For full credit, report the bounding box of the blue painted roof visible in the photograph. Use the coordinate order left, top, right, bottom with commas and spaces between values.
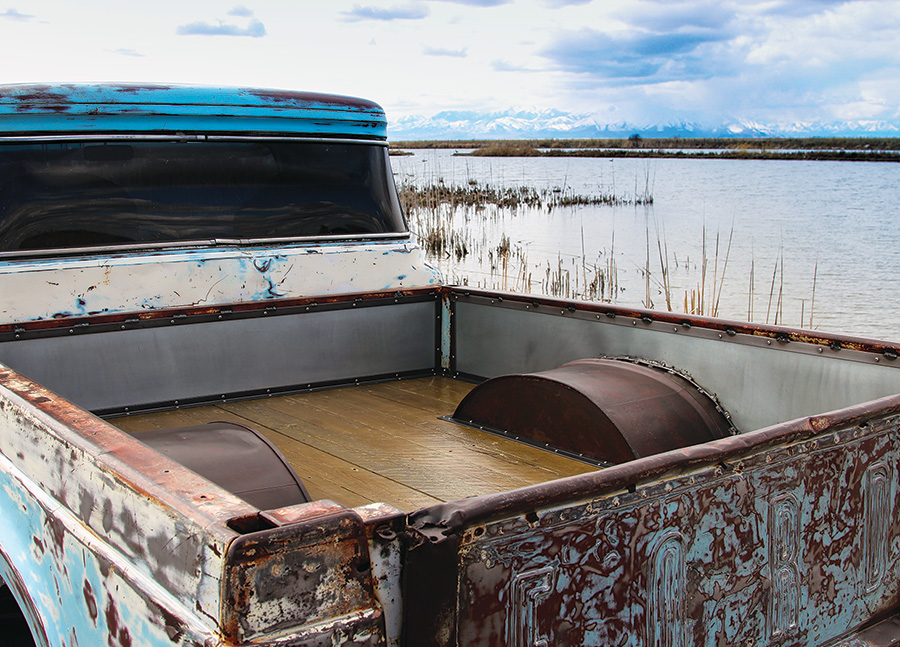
0, 84, 387, 139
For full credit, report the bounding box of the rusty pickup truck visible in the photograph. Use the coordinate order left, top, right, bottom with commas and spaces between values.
2, 84, 900, 647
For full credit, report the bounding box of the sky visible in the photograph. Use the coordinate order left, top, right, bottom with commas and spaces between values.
2, 0, 899, 132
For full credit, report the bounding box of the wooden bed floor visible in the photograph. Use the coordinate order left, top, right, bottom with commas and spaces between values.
111, 377, 597, 511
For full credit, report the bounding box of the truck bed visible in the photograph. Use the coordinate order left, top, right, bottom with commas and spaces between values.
110, 377, 597, 511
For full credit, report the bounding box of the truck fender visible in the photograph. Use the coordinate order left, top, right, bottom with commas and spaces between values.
0, 545, 49, 647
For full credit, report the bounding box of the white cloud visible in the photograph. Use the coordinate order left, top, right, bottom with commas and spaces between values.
0, 0, 896, 133
0, 8, 34, 21
176, 7, 266, 38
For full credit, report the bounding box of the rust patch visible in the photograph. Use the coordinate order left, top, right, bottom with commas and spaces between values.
403, 409, 900, 646
43, 514, 66, 560
104, 597, 133, 647
222, 508, 383, 644
246, 88, 381, 113
83, 579, 98, 624
145, 598, 188, 643
0, 286, 437, 336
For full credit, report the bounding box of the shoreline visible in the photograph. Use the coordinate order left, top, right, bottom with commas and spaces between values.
390, 137, 900, 162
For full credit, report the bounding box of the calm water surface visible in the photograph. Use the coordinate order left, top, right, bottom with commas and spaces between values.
392, 150, 900, 342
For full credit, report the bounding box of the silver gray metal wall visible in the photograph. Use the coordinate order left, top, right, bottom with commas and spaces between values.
451, 295, 900, 432
0, 301, 437, 412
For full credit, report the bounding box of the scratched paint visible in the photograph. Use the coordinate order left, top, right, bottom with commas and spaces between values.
0, 437, 218, 646
403, 410, 900, 646
0, 84, 388, 138
0, 239, 441, 326
0, 367, 243, 645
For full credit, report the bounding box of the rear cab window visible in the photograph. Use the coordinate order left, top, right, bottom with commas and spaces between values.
0, 84, 406, 258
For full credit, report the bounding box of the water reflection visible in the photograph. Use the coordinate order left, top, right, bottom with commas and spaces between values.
392, 149, 900, 342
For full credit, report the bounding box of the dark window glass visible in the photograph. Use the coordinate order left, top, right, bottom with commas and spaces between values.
0, 140, 406, 254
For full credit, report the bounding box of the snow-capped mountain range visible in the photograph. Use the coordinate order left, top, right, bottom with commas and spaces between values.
388, 108, 900, 140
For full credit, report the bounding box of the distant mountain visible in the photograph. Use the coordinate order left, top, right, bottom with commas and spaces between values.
388, 108, 900, 140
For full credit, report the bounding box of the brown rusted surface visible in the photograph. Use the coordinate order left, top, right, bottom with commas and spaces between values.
0, 363, 247, 642
845, 612, 900, 645
403, 393, 900, 646
262, 499, 348, 527
411, 392, 900, 533
9, 279, 898, 359
453, 357, 733, 464
0, 286, 436, 337
0, 83, 382, 114
246, 88, 382, 112
0, 84, 74, 112
133, 421, 311, 510
222, 506, 385, 645
0, 364, 252, 526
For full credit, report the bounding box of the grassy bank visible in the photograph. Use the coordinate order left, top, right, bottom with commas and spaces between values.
398, 177, 820, 327
392, 137, 900, 151
391, 138, 900, 161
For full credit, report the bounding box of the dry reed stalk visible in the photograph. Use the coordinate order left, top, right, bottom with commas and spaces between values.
809, 260, 818, 329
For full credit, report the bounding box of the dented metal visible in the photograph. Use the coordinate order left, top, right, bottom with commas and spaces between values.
405, 395, 900, 646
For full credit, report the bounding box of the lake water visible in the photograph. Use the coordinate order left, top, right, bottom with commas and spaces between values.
391, 149, 900, 343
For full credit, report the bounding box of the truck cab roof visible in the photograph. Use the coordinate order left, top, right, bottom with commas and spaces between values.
0, 84, 387, 139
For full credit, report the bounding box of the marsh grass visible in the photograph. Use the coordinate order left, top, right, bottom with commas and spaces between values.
401, 176, 817, 327
397, 178, 652, 212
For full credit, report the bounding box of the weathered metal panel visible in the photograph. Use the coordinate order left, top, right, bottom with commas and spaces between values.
0, 239, 440, 326
452, 358, 733, 464
0, 84, 388, 138
405, 398, 900, 646
222, 501, 386, 645
0, 296, 438, 412
0, 365, 249, 644
0, 450, 218, 646
355, 503, 408, 647
450, 291, 900, 432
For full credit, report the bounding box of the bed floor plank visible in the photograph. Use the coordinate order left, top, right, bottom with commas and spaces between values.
109, 377, 596, 511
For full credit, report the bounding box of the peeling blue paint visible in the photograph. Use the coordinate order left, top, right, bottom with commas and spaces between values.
0, 84, 387, 139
